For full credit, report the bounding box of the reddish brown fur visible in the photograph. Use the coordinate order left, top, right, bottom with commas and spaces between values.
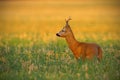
56, 18, 102, 61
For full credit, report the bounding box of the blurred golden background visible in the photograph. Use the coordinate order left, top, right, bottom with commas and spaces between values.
0, 0, 120, 42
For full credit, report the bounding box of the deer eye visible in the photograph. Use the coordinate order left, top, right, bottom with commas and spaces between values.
62, 29, 65, 32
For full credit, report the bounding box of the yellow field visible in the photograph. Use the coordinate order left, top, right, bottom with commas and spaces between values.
0, 1, 120, 43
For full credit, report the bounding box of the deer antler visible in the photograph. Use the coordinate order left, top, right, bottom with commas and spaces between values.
65, 16, 72, 24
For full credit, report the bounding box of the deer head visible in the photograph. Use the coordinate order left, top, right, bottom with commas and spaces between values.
56, 17, 72, 38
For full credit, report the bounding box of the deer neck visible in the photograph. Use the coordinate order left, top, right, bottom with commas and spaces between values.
65, 32, 79, 51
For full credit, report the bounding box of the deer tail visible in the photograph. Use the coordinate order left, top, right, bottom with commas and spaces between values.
97, 46, 102, 62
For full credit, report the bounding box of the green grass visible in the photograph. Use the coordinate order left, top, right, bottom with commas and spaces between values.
0, 34, 120, 80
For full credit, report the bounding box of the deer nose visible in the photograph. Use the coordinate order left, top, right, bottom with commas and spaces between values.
56, 33, 60, 37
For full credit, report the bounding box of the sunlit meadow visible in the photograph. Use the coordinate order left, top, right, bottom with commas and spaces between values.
0, 0, 120, 80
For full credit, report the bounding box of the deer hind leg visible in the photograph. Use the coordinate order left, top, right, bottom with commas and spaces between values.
97, 47, 102, 62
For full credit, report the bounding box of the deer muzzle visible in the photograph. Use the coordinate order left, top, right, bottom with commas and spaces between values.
56, 33, 60, 37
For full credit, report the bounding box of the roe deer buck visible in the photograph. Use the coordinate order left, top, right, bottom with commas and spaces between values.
56, 17, 102, 61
